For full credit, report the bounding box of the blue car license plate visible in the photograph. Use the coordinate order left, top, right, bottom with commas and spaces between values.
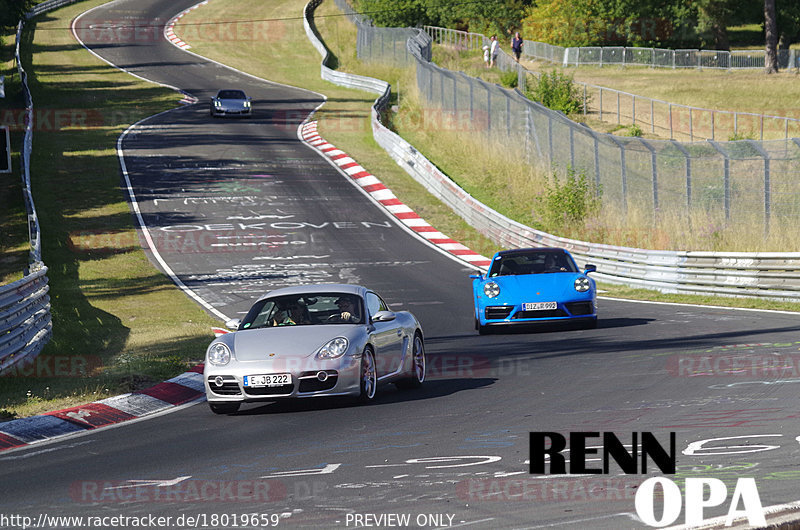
523, 301, 557, 311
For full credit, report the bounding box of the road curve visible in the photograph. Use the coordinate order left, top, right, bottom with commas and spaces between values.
2, 1, 800, 528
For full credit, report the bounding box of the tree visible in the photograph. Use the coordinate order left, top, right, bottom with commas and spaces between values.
0, 0, 34, 29
354, 0, 433, 28
764, 0, 778, 73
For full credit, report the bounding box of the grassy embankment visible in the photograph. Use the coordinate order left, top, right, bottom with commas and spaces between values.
0, 0, 219, 420
177, 0, 800, 312
0, 28, 29, 285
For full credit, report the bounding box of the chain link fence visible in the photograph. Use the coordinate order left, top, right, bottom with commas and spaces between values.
341, 12, 800, 235
425, 26, 800, 143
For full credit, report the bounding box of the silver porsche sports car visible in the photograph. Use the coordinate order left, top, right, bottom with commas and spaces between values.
204, 284, 426, 414
209, 88, 251, 117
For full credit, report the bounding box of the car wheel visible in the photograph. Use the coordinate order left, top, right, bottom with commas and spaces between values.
396, 333, 425, 390
358, 347, 377, 403
209, 402, 239, 414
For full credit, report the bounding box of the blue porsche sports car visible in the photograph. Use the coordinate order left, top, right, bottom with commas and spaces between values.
470, 248, 597, 333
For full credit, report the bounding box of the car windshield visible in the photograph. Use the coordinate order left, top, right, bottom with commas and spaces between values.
488, 251, 577, 277
239, 293, 365, 329
217, 90, 246, 100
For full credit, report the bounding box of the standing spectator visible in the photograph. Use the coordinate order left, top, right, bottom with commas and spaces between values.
482, 45, 490, 68
511, 32, 523, 62
489, 35, 499, 68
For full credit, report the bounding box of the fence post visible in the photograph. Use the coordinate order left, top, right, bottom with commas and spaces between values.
671, 141, 691, 211
708, 141, 730, 220
690, 107, 693, 142
711, 111, 715, 141
650, 99, 654, 134
639, 138, 658, 214
583, 83, 587, 117
547, 112, 553, 166
669, 103, 673, 139
569, 124, 575, 169
608, 135, 627, 215
748, 140, 771, 235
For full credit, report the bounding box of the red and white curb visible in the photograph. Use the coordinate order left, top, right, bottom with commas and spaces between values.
300, 121, 492, 269
164, 0, 208, 51
0, 365, 205, 452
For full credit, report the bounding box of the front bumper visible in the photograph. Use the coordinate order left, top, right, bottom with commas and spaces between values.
204, 354, 361, 403
478, 300, 595, 325
211, 105, 251, 117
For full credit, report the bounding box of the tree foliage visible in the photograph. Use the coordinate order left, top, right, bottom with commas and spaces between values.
354, 0, 530, 36
0, 0, 33, 29
355, 0, 800, 52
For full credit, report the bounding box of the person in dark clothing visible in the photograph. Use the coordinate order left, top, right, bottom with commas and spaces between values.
511, 32, 523, 62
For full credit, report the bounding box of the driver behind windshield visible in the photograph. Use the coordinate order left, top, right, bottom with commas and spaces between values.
328, 296, 361, 323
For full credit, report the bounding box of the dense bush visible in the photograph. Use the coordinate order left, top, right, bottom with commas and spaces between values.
499, 70, 518, 88
534, 167, 601, 232
526, 70, 585, 115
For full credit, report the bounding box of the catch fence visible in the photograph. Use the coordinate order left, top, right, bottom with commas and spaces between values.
425, 26, 800, 143
350, 19, 800, 235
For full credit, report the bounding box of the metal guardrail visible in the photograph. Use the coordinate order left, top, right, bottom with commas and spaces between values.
27, 0, 82, 19
305, 0, 800, 303
0, 266, 52, 374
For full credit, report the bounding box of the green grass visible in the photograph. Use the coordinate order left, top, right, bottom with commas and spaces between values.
0, 29, 29, 285
0, 0, 219, 419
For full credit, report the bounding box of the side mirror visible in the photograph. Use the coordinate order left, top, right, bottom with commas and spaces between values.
584, 264, 597, 274
470, 273, 484, 280
225, 318, 241, 331
372, 311, 396, 323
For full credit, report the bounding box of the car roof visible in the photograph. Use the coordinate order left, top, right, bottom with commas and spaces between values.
255, 284, 367, 302
493, 247, 568, 258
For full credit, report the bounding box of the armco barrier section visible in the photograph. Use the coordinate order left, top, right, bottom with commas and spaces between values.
0, 265, 52, 375
305, 0, 800, 302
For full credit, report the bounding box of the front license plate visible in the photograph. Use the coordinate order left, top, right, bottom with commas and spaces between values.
244, 374, 292, 387
523, 301, 557, 311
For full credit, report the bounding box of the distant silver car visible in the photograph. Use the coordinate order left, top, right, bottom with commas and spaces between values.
204, 284, 426, 414
209, 88, 251, 117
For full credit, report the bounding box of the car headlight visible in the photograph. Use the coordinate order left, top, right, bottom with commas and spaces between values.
316, 337, 349, 359
483, 281, 500, 298
574, 277, 591, 292
207, 342, 231, 365
214, 100, 222, 107
244, 101, 251, 108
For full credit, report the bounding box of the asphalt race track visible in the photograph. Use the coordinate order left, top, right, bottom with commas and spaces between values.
2, 0, 800, 528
